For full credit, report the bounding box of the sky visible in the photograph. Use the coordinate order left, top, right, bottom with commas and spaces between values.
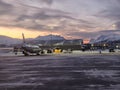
0, 0, 120, 40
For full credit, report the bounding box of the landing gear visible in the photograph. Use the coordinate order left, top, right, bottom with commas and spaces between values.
13, 46, 18, 55
36, 53, 40, 55
23, 50, 29, 56
47, 49, 53, 53
41, 50, 45, 54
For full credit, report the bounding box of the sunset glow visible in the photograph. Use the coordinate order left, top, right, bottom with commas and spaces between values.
83, 39, 90, 44
0, 27, 49, 39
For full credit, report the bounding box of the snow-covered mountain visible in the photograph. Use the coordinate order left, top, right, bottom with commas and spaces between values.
0, 35, 65, 46
0, 35, 22, 45
0, 34, 82, 46
35, 34, 65, 41
91, 34, 120, 43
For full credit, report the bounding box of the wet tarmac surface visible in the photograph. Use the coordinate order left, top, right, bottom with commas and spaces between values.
0, 55, 120, 90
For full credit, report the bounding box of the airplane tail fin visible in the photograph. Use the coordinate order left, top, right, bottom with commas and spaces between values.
22, 33, 26, 43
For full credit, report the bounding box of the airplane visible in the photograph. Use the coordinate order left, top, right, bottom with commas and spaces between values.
22, 44, 42, 56
21, 33, 43, 56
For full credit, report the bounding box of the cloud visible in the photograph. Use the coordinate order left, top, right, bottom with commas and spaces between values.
1, 0, 120, 39
115, 22, 120, 29
0, 0, 96, 35
0, 1, 67, 29
66, 29, 120, 39
94, 0, 120, 30
40, 0, 53, 5
0, 0, 13, 15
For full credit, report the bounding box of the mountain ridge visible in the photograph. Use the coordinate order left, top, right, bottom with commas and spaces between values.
35, 34, 65, 40
0, 35, 22, 45
90, 33, 120, 43
0, 35, 65, 46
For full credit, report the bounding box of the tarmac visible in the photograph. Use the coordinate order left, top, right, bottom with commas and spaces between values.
1, 49, 120, 57
0, 50, 120, 90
